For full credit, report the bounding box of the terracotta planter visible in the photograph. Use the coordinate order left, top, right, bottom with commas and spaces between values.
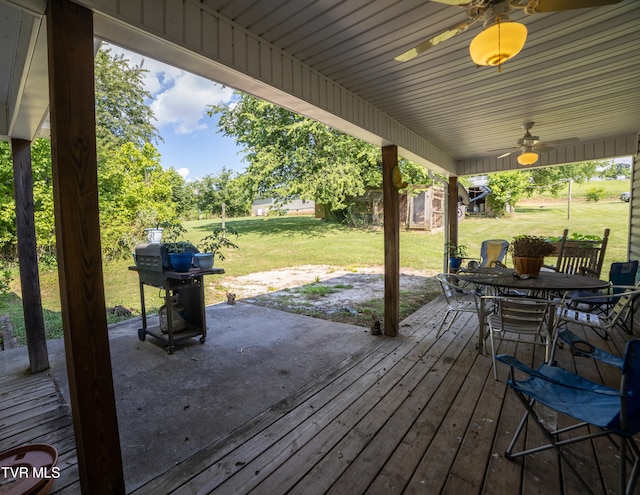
513, 256, 544, 277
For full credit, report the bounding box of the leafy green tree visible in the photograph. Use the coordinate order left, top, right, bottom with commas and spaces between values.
598, 159, 630, 179
528, 161, 599, 195
98, 142, 180, 258
0, 139, 55, 261
30, 140, 56, 262
210, 94, 385, 212
486, 171, 531, 216
0, 143, 16, 255
165, 168, 196, 217
94, 47, 161, 157
192, 167, 252, 217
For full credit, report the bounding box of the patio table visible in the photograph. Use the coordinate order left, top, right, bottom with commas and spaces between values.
457, 267, 610, 352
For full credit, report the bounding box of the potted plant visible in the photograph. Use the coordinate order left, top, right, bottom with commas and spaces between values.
163, 223, 196, 272
195, 227, 239, 270
510, 235, 555, 277
445, 242, 468, 272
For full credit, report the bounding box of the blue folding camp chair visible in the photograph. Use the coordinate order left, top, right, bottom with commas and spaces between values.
497, 339, 640, 495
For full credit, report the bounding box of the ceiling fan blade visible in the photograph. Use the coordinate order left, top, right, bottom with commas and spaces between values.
526, 0, 623, 14
538, 137, 580, 147
394, 21, 471, 62
497, 151, 515, 159
534, 145, 554, 152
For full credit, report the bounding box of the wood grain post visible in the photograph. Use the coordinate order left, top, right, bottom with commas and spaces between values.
448, 176, 459, 272
11, 138, 49, 373
46, 1, 125, 493
382, 145, 400, 337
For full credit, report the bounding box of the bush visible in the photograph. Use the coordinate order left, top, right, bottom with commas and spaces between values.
585, 187, 607, 202
0, 259, 11, 295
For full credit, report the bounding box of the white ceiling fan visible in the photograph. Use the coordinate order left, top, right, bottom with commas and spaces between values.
495, 122, 579, 165
394, 0, 624, 69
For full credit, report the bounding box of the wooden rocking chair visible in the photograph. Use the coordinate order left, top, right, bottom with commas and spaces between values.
545, 228, 610, 278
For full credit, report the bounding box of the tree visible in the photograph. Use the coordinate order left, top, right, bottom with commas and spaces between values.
486, 171, 531, 216
94, 47, 161, 157
210, 94, 385, 212
0, 142, 16, 256
98, 142, 181, 258
528, 162, 599, 195
192, 167, 252, 217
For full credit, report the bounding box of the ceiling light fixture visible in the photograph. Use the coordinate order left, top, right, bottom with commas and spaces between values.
517, 150, 539, 166
469, 3, 527, 71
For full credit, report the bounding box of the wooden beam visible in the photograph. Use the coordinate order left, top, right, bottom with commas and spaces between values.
46, 1, 125, 493
448, 177, 459, 272
11, 138, 49, 373
382, 145, 400, 337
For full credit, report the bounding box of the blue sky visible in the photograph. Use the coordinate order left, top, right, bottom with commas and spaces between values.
107, 44, 247, 181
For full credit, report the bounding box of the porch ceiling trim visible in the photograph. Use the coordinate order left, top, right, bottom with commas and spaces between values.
457, 134, 638, 176
82, 0, 456, 175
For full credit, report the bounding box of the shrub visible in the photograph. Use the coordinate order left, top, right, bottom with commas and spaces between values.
0, 259, 11, 295
585, 187, 606, 202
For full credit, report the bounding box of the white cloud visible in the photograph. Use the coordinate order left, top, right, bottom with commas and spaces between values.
104, 43, 235, 135
151, 74, 234, 134
176, 167, 190, 179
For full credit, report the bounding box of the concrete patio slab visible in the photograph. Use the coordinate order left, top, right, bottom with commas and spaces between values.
1, 301, 375, 491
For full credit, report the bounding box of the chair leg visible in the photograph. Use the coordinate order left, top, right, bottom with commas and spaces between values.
505, 400, 533, 459
506, 387, 598, 495
622, 437, 640, 495
436, 309, 457, 338
490, 329, 498, 380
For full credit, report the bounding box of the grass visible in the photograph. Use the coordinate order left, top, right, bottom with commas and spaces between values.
0, 193, 631, 344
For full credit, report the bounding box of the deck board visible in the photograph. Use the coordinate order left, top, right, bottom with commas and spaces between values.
0, 369, 79, 492
1, 296, 637, 495
131, 297, 636, 495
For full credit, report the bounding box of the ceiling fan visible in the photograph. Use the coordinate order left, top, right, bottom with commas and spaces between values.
496, 122, 579, 165
394, 0, 624, 69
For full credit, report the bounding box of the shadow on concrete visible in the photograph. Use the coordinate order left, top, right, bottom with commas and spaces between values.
36, 301, 377, 491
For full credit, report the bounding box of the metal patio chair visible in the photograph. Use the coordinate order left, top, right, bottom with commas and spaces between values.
497, 338, 640, 495
485, 295, 556, 380
569, 260, 639, 320
435, 273, 480, 338
558, 286, 640, 341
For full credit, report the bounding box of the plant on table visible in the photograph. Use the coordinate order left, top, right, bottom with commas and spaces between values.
510, 235, 555, 258
510, 235, 555, 277
198, 227, 240, 262
162, 222, 196, 271
445, 242, 468, 271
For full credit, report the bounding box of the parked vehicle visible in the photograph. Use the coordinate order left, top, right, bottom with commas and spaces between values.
621, 192, 630, 202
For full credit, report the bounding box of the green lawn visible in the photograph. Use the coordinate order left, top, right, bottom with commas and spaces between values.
0, 196, 631, 344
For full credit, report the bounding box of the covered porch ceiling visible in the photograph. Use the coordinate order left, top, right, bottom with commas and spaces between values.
1, 0, 639, 176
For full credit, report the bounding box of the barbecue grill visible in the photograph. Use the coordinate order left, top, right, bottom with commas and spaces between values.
130, 242, 223, 354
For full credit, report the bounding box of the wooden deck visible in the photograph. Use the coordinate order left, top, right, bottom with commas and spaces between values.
1, 296, 635, 494
0, 367, 79, 493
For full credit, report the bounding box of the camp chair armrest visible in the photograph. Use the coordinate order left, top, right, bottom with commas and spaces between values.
555, 327, 623, 368
496, 354, 549, 380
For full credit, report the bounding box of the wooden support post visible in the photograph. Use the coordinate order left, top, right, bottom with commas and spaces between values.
382, 145, 400, 337
11, 138, 49, 373
448, 177, 459, 272
46, 1, 125, 493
